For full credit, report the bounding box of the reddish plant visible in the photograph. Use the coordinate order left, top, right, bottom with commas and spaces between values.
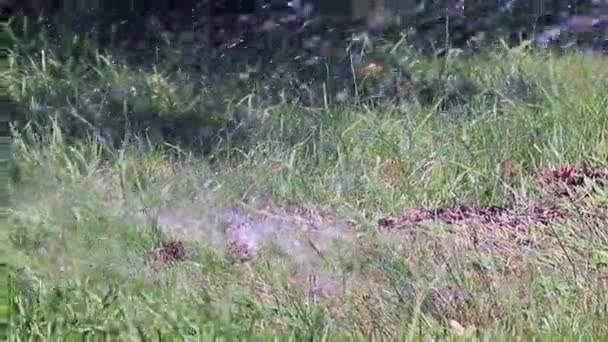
152, 241, 187, 267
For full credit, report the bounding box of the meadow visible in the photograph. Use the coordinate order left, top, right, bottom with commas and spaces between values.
4, 17, 608, 340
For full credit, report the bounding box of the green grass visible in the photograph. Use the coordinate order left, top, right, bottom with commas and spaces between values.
5, 26, 608, 340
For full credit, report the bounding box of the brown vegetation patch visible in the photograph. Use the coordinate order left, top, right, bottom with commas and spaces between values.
379, 204, 566, 230
541, 164, 608, 197
381, 164, 607, 231
151, 240, 187, 269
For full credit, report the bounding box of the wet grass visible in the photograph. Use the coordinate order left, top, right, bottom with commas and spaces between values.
5, 35, 608, 340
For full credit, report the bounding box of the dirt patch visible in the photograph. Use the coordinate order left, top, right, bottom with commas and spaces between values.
373, 163, 608, 297
150, 240, 187, 269
379, 204, 567, 230
380, 164, 607, 230
541, 164, 608, 197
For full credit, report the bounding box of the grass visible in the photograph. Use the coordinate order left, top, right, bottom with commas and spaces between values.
4, 20, 608, 340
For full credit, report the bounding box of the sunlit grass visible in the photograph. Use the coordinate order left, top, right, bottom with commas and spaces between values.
5, 25, 608, 340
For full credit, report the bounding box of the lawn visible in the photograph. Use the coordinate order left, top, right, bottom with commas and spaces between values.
4, 21, 608, 340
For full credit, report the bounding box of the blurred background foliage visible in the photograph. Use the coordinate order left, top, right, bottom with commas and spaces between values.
4, 0, 608, 153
